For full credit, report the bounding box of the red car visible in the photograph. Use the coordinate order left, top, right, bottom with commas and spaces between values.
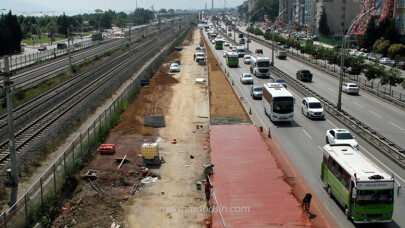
255, 49, 263, 55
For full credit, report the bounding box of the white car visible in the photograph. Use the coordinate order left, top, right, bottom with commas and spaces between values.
243, 55, 252, 64
224, 41, 230, 46
223, 51, 227, 58
301, 97, 325, 119
342, 82, 359, 95
169, 63, 180, 72
379, 57, 392, 64
240, 73, 253, 84
211, 39, 216, 44
326, 129, 359, 150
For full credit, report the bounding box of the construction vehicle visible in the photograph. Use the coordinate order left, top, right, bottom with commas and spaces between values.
141, 143, 163, 165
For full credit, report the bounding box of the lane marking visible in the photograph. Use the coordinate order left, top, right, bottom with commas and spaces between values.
327, 88, 334, 92
326, 119, 338, 128
318, 82, 324, 86
369, 110, 383, 118
342, 96, 348, 100
388, 121, 405, 131
352, 101, 364, 108
302, 129, 313, 140
318, 145, 323, 152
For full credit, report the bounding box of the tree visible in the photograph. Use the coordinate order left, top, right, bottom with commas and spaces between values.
159, 9, 167, 13
168, 9, 175, 14
250, 0, 278, 22
363, 63, 385, 88
0, 11, 23, 55
380, 67, 404, 96
57, 13, 70, 36
380, 18, 400, 44
373, 37, 390, 56
318, 9, 330, 37
360, 18, 378, 49
348, 56, 365, 75
388, 44, 405, 59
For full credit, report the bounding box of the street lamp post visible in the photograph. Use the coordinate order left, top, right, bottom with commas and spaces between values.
336, 7, 375, 111
271, 8, 287, 66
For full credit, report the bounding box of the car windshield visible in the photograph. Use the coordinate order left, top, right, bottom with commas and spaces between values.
275, 79, 285, 83
171, 64, 178, 67
245, 56, 251, 59
258, 62, 270, 67
243, 75, 252, 78
349, 84, 358, 88
301, 70, 310, 74
253, 87, 262, 92
336, 132, 353, 140
308, 102, 322, 108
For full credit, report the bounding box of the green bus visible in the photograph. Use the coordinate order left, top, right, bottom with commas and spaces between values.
215, 39, 224, 50
226, 52, 239, 67
321, 144, 401, 223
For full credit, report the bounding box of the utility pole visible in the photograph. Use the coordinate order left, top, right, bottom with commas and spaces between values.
67, 28, 72, 77
4, 56, 19, 206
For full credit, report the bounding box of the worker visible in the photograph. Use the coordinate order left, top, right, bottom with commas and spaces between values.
204, 164, 214, 183
205, 181, 213, 208
302, 193, 312, 212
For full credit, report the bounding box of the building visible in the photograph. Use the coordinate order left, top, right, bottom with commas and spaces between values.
395, 0, 405, 35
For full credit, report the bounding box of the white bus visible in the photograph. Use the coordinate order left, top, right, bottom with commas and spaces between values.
262, 83, 294, 122
250, 56, 271, 78
321, 144, 401, 223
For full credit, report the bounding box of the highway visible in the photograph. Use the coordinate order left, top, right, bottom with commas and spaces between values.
202, 26, 405, 227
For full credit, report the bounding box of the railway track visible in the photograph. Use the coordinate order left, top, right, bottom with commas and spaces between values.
0, 29, 176, 167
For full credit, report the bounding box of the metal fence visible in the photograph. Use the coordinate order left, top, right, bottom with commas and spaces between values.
0, 26, 189, 228
0, 36, 114, 72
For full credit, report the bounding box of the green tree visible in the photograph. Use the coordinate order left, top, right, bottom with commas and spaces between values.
0, 11, 23, 55
318, 9, 330, 37
237, 4, 248, 18
57, 13, 70, 36
363, 63, 385, 89
361, 18, 378, 49
168, 9, 175, 14
380, 67, 404, 95
373, 37, 391, 56
388, 44, 405, 59
348, 56, 365, 75
159, 9, 167, 13
250, 0, 278, 22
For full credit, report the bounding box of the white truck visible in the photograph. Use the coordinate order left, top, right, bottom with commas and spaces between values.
250, 56, 271, 78
276, 50, 287, 60
235, 46, 246, 57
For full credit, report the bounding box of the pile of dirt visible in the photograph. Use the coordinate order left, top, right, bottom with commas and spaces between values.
204, 35, 251, 124
53, 193, 126, 228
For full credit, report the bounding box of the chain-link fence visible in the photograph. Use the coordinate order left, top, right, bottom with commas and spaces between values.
0, 25, 190, 228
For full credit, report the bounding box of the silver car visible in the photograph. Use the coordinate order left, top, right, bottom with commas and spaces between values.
240, 73, 253, 84
342, 82, 359, 95
250, 86, 263, 99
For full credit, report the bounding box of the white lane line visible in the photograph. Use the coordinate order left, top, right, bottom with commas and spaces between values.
360, 146, 405, 183
318, 82, 324, 86
318, 145, 323, 152
362, 91, 405, 116
327, 88, 334, 92
369, 110, 383, 118
342, 96, 348, 100
388, 121, 405, 131
353, 101, 364, 108
302, 129, 313, 140
326, 119, 338, 128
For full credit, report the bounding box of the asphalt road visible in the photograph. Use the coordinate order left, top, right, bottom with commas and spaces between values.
202, 26, 405, 228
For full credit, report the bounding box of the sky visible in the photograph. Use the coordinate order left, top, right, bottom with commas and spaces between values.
2, 0, 245, 15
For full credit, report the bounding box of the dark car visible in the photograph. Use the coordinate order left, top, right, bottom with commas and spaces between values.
255, 49, 263, 55
174, 46, 182, 51
396, 61, 405, 70
296, 70, 313, 82
38, 46, 47, 51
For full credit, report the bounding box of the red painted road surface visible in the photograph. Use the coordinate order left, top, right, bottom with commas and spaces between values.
210, 125, 311, 227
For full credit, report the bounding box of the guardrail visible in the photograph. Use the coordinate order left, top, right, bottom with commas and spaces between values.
214, 26, 405, 169
271, 66, 405, 169
235, 29, 405, 111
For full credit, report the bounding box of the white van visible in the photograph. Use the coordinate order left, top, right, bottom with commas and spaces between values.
301, 97, 325, 119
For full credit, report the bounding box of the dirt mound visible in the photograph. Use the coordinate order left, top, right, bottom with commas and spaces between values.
53, 193, 126, 228
113, 73, 179, 136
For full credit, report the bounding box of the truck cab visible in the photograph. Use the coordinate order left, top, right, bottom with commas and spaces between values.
250, 56, 271, 78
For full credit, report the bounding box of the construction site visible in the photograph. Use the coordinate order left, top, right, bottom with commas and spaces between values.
42, 27, 338, 227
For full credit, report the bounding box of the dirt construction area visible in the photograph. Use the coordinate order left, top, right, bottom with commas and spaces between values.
52, 27, 335, 227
